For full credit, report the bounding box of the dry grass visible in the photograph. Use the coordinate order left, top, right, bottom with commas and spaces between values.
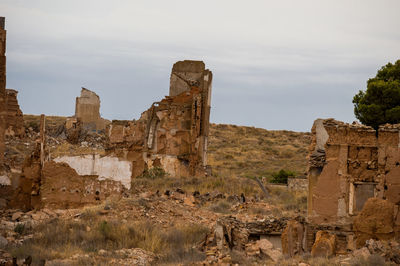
24, 114, 67, 133
208, 123, 311, 179
9, 205, 209, 265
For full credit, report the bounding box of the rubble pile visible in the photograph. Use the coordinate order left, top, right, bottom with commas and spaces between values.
202, 215, 287, 263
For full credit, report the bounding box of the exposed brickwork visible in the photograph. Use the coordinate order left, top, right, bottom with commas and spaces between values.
5, 89, 24, 137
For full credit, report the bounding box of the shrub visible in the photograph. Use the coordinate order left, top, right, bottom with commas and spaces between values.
209, 200, 232, 214
14, 223, 25, 235
270, 169, 295, 184
138, 167, 167, 179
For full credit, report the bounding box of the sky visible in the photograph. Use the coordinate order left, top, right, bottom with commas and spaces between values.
1, 0, 399, 131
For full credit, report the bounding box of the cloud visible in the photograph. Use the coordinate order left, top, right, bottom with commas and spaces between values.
1, 0, 400, 131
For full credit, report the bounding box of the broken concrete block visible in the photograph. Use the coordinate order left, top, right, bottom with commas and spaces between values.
354, 198, 395, 247
311, 231, 336, 257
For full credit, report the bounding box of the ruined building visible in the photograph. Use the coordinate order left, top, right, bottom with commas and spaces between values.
74, 87, 107, 132
8, 60, 213, 210
283, 119, 400, 256
107, 60, 212, 178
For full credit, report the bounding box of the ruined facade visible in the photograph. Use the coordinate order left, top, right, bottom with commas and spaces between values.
107, 60, 212, 178
74, 87, 107, 132
300, 119, 400, 254
0, 17, 6, 170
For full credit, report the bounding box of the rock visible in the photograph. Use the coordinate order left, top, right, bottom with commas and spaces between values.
258, 238, 273, 250
184, 195, 196, 207
353, 198, 395, 248
0, 235, 8, 248
12, 212, 23, 221
245, 242, 260, 256
311, 231, 336, 257
258, 239, 282, 262
245, 239, 282, 262
352, 247, 371, 260
98, 249, 108, 256
31, 212, 49, 221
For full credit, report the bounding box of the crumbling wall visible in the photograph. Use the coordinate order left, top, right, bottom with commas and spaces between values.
107, 60, 213, 179
75, 87, 107, 132
305, 119, 400, 253
54, 155, 132, 189
0, 17, 6, 170
287, 177, 308, 191
41, 161, 124, 209
5, 89, 24, 137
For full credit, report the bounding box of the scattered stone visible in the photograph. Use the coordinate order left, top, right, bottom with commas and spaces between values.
11, 212, 23, 221
352, 247, 371, 260
0, 235, 8, 248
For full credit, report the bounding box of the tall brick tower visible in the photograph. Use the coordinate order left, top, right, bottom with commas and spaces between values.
0, 17, 6, 169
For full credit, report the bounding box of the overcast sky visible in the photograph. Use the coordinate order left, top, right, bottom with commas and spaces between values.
1, 0, 399, 131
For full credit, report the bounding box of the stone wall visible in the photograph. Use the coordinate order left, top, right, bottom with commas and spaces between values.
287, 177, 308, 191
41, 161, 124, 209
5, 89, 24, 137
107, 60, 212, 179
75, 88, 107, 132
0, 17, 6, 170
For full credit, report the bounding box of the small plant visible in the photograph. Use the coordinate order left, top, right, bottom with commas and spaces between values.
138, 167, 167, 179
270, 169, 296, 184
98, 220, 112, 240
14, 223, 25, 235
209, 200, 232, 214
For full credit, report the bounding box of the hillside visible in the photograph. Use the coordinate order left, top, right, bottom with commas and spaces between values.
207, 124, 311, 178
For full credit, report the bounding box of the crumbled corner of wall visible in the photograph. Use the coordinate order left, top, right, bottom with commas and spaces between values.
74, 87, 107, 132
4, 89, 25, 138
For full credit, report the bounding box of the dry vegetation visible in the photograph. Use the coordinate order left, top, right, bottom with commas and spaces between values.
208, 123, 311, 179
9, 202, 209, 265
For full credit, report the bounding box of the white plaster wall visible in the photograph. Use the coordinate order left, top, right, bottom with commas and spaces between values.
54, 155, 132, 189
0, 175, 11, 186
